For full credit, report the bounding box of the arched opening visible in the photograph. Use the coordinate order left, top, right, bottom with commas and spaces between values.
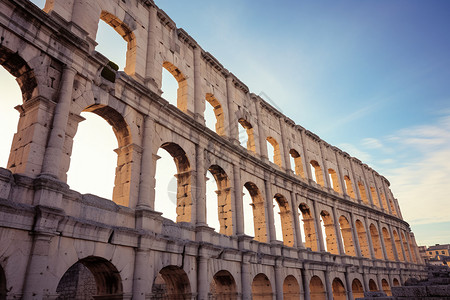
266, 136, 282, 168
393, 230, 405, 261
251, 273, 273, 300
309, 276, 326, 300
355, 220, 370, 258
299, 203, 318, 251
0, 265, 6, 300
0, 46, 39, 175
210, 270, 237, 300
238, 118, 255, 152
320, 210, 338, 254
370, 187, 380, 208
332, 278, 346, 300
205, 93, 225, 136
310, 160, 324, 186
339, 215, 356, 256
56, 256, 123, 299
0, 66, 21, 169
207, 165, 232, 235
162, 61, 188, 112
289, 149, 305, 178
68, 105, 133, 206
243, 182, 267, 243
393, 278, 400, 286
98, 11, 136, 75
344, 175, 356, 199
389, 198, 398, 216
161, 67, 178, 106
152, 265, 192, 299
328, 168, 341, 193
369, 279, 378, 292
352, 278, 364, 299
273, 194, 294, 247
369, 224, 384, 260
155, 143, 192, 223
382, 279, 392, 296
358, 182, 369, 205
382, 227, 396, 261
283, 275, 300, 300
66, 112, 117, 200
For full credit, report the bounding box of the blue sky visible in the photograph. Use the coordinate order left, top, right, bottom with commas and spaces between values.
1, 0, 449, 246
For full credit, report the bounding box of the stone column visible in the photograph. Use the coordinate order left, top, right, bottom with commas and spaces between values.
388, 225, 400, 261
363, 217, 376, 259
196, 144, 206, 225
233, 162, 244, 235
349, 212, 363, 257
332, 206, 345, 255
41, 66, 77, 179
349, 159, 362, 204
362, 272, 370, 292
137, 116, 154, 209
226, 75, 239, 143
396, 227, 408, 262
371, 172, 384, 210
291, 192, 305, 249
344, 271, 354, 300
241, 255, 252, 300
274, 260, 284, 300
132, 249, 150, 300
312, 201, 326, 252
194, 47, 204, 124
361, 167, 375, 207
279, 118, 290, 171
319, 142, 331, 189
380, 180, 394, 215
403, 231, 414, 263
264, 174, 276, 242
334, 151, 347, 197
324, 270, 334, 300
376, 221, 389, 260
299, 129, 313, 181
197, 253, 209, 300
254, 97, 268, 159
145, 4, 158, 91
301, 268, 311, 300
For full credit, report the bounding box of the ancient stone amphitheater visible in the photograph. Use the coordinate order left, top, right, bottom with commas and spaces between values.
0, 0, 426, 299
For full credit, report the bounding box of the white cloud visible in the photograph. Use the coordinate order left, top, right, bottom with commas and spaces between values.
362, 137, 383, 149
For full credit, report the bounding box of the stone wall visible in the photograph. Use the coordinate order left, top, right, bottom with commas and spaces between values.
0, 0, 426, 299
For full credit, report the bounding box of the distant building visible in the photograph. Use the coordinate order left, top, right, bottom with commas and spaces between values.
421, 244, 450, 267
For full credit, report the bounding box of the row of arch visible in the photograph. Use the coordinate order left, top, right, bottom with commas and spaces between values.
0, 257, 401, 299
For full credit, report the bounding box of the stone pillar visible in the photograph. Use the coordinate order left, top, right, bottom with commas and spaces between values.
348, 159, 362, 204
22, 206, 65, 299
137, 116, 154, 209
194, 47, 204, 124
377, 276, 383, 294
226, 75, 239, 144
388, 225, 400, 261
334, 151, 347, 197
145, 4, 158, 91
264, 174, 276, 242
233, 162, 244, 235
279, 118, 290, 171
349, 212, 362, 257
197, 253, 208, 300
274, 260, 284, 300
312, 201, 325, 252
254, 97, 268, 159
301, 268, 311, 300
132, 249, 150, 300
41, 66, 77, 179
380, 180, 393, 214
371, 173, 384, 210
291, 192, 305, 249
196, 144, 206, 225
361, 167, 375, 207
363, 217, 376, 259
241, 255, 252, 300
332, 206, 345, 255
299, 129, 313, 181
324, 270, 334, 300
319, 142, 331, 189
362, 272, 370, 292
344, 271, 354, 300
396, 227, 408, 262
376, 221, 389, 260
